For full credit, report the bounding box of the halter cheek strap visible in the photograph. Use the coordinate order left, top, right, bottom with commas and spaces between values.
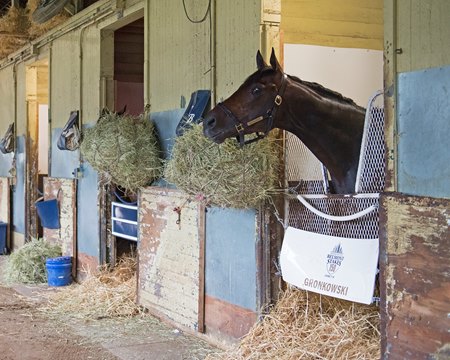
218, 73, 288, 147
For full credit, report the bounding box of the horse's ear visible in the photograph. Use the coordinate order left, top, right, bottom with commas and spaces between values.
256, 50, 267, 70
269, 48, 281, 71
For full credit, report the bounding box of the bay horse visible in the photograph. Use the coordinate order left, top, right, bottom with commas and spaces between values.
203, 49, 365, 194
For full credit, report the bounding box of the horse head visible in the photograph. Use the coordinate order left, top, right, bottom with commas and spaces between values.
203, 49, 286, 146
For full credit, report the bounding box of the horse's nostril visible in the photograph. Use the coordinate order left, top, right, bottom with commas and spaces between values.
206, 117, 216, 128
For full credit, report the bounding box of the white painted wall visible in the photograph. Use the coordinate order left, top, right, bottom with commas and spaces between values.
38, 104, 48, 174
284, 44, 383, 107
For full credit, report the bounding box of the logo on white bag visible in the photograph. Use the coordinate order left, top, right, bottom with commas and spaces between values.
326, 243, 344, 277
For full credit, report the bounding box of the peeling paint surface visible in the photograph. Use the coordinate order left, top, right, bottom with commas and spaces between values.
43, 178, 76, 257
380, 193, 450, 359
138, 187, 203, 331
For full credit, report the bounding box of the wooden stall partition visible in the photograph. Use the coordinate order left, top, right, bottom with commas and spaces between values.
380, 193, 450, 359
137, 187, 205, 332
43, 178, 77, 276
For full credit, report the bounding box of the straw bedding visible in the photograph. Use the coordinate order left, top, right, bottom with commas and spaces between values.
3, 238, 62, 284
40, 256, 141, 320
165, 124, 280, 208
0, 1, 67, 60
209, 287, 380, 360
80, 111, 162, 192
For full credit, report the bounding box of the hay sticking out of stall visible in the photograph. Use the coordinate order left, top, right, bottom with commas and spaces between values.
3, 238, 62, 285
165, 124, 280, 208
80, 110, 162, 192
0, 5, 29, 59
209, 287, 380, 360
0, 1, 68, 60
26, 0, 69, 38
40, 256, 141, 320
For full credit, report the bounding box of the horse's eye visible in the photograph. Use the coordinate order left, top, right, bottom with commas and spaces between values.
251, 87, 261, 95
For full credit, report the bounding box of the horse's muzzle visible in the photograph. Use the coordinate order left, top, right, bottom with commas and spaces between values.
203, 116, 222, 143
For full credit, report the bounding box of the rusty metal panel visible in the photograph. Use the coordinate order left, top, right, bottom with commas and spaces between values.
43, 178, 76, 260
380, 193, 450, 359
138, 187, 204, 331
204, 295, 257, 340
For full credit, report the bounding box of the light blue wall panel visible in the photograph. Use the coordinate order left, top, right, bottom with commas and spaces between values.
397, 65, 450, 199
151, 109, 184, 160
12, 136, 25, 233
50, 128, 80, 178
76, 160, 99, 257
0, 153, 13, 177
151, 108, 184, 187
205, 207, 257, 311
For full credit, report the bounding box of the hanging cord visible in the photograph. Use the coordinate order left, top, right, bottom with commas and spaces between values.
268, 196, 287, 230
182, 0, 210, 23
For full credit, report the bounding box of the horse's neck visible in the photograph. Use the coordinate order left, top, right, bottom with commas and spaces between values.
277, 82, 365, 193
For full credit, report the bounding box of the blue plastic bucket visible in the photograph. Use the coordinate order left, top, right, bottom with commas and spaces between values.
46, 256, 72, 286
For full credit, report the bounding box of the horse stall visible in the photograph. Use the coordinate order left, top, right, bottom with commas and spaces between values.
132, 0, 281, 344
380, 1, 450, 357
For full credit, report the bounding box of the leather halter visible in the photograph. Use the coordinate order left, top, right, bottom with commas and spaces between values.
217, 73, 288, 147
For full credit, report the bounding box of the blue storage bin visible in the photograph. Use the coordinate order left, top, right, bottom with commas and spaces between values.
46, 256, 72, 286
35, 199, 60, 229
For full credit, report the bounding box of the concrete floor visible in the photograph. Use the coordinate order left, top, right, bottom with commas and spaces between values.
0, 255, 223, 360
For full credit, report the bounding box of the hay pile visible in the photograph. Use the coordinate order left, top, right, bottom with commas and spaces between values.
0, 5, 29, 59
0, 1, 68, 60
165, 124, 280, 208
3, 238, 62, 284
210, 287, 380, 360
80, 111, 162, 192
27, 0, 69, 38
40, 256, 141, 320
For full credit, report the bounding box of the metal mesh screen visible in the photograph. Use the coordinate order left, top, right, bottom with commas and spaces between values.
356, 92, 385, 193
284, 91, 385, 239
287, 195, 379, 239
285, 133, 326, 194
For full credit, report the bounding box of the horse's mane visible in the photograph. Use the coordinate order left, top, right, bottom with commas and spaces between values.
288, 74, 364, 110
243, 68, 365, 111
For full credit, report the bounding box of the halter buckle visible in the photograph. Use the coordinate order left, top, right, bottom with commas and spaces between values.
275, 95, 282, 106
235, 123, 245, 133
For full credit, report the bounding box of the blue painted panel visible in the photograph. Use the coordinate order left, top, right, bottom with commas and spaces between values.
51, 128, 80, 178
151, 109, 184, 187
205, 207, 257, 311
398, 66, 450, 199
76, 159, 99, 257
0, 152, 13, 177
12, 136, 25, 233
151, 109, 185, 160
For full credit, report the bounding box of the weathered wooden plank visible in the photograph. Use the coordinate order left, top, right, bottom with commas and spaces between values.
396, 0, 450, 72
380, 193, 450, 359
383, 0, 398, 192
43, 178, 77, 275
138, 187, 203, 331
281, 0, 383, 50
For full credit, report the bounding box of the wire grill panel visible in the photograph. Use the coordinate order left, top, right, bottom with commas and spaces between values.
287, 196, 379, 239
284, 92, 385, 240
357, 93, 386, 193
